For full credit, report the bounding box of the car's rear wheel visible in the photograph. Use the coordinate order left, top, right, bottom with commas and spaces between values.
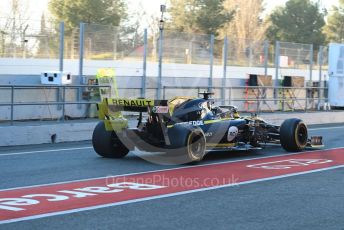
280, 118, 308, 152
168, 125, 206, 163
186, 129, 206, 162
92, 121, 129, 158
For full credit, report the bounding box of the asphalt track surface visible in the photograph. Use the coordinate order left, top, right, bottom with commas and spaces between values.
0, 124, 344, 230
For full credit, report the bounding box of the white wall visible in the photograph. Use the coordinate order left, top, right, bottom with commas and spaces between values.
0, 58, 324, 81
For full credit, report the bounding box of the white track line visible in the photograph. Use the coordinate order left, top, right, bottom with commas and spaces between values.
0, 147, 93, 157
0, 165, 343, 225
309, 126, 344, 131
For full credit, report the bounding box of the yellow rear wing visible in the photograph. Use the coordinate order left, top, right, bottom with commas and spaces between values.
97, 98, 169, 131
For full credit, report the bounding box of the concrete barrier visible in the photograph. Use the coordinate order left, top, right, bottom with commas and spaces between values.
258, 111, 344, 126
0, 111, 343, 147
0, 122, 98, 147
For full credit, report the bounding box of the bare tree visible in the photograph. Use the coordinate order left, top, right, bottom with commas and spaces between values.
0, 0, 30, 57
222, 0, 268, 40
127, 2, 160, 61
221, 0, 269, 66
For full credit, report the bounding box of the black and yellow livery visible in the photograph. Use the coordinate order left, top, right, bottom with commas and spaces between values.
92, 92, 324, 163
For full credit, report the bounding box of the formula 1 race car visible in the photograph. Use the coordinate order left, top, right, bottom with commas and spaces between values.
92, 92, 324, 163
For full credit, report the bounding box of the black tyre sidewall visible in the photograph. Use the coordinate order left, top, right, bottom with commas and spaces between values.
186, 128, 206, 162
280, 118, 308, 152
168, 124, 206, 163
92, 121, 129, 158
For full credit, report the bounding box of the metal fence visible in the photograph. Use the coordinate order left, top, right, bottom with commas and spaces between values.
159, 30, 212, 65
0, 19, 332, 125
0, 85, 112, 125
0, 84, 329, 125
162, 85, 328, 112
0, 19, 330, 76
228, 38, 270, 68
275, 42, 314, 85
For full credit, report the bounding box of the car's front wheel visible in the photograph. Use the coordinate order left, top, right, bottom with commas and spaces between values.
280, 118, 308, 152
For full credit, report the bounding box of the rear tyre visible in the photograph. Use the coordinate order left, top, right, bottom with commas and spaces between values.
280, 118, 308, 152
168, 125, 206, 163
92, 121, 129, 158
185, 128, 206, 162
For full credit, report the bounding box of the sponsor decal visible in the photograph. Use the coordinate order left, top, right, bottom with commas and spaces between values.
227, 126, 239, 142
189, 120, 204, 126
152, 106, 169, 114
109, 99, 154, 107
205, 132, 213, 137
0, 183, 165, 212
175, 121, 204, 127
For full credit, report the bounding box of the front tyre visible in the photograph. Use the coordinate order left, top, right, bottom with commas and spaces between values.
92, 121, 129, 158
280, 118, 308, 152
